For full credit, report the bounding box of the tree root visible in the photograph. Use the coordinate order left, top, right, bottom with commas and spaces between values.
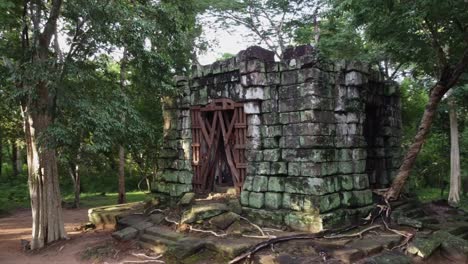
230, 197, 417, 263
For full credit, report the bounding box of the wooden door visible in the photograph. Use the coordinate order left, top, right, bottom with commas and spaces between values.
190, 99, 247, 194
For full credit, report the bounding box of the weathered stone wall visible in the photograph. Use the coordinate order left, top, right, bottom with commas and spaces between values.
154, 45, 402, 231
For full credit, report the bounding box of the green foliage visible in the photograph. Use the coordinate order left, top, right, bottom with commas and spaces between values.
329, 0, 468, 79
417, 188, 468, 211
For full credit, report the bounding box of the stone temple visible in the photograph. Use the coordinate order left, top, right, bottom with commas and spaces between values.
153, 45, 402, 232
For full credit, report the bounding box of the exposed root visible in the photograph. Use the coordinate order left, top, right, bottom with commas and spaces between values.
242, 234, 277, 239
323, 225, 382, 239
239, 216, 273, 238
131, 253, 163, 260
147, 209, 165, 215
188, 226, 227, 237
164, 217, 179, 226
164, 217, 227, 237
229, 232, 329, 264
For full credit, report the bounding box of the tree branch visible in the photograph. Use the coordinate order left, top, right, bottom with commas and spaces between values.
39, 0, 63, 49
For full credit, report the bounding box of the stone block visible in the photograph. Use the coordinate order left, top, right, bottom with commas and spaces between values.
288, 162, 301, 176
265, 192, 282, 209
284, 212, 322, 232
242, 176, 254, 191
161, 171, 179, 182
268, 177, 285, 192
181, 203, 229, 224
300, 162, 321, 177
319, 193, 341, 213
209, 212, 240, 230
256, 162, 270, 175
241, 73, 267, 87
338, 161, 354, 174
321, 162, 338, 176
240, 190, 250, 206
261, 125, 282, 137
284, 177, 334, 195
244, 102, 260, 114
178, 171, 192, 184
270, 162, 287, 175
339, 175, 354, 190
179, 192, 195, 205
112, 227, 138, 241
282, 193, 303, 211
341, 190, 373, 207
281, 70, 298, 85
263, 149, 281, 162
248, 192, 265, 209
353, 174, 369, 190
252, 176, 268, 192
262, 137, 279, 149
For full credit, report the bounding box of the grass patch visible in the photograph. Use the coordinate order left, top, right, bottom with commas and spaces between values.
63, 191, 150, 208
415, 187, 468, 211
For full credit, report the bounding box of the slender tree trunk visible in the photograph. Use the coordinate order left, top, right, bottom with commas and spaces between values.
117, 48, 128, 204
68, 162, 80, 208
118, 146, 126, 204
0, 129, 3, 178
12, 140, 19, 177
385, 84, 447, 200
448, 97, 460, 206
385, 49, 468, 200
16, 146, 22, 174
23, 109, 67, 250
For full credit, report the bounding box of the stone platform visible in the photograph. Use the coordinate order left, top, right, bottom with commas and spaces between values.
108, 196, 468, 264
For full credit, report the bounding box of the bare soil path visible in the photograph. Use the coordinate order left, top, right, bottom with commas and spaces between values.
0, 208, 125, 264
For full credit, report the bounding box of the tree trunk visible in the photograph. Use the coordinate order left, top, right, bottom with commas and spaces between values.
117, 48, 128, 204
448, 97, 460, 206
385, 84, 448, 200
385, 49, 468, 201
0, 129, 3, 178
16, 145, 23, 174
68, 161, 80, 208
12, 140, 19, 177
23, 110, 67, 250
118, 145, 126, 204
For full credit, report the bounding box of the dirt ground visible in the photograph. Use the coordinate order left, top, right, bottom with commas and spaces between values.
0, 208, 142, 264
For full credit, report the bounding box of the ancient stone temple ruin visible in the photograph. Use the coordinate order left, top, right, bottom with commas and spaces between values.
154, 45, 402, 232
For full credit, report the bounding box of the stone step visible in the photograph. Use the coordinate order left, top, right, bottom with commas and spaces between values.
140, 233, 176, 245
404, 208, 426, 218
448, 225, 468, 237
144, 226, 183, 241
138, 240, 172, 254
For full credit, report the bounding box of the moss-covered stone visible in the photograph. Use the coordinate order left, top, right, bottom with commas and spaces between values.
319, 193, 341, 213
263, 149, 281, 162
339, 175, 354, 190
240, 190, 250, 206
252, 176, 268, 192
284, 212, 322, 232
271, 162, 287, 175
248, 192, 265, 209
288, 162, 301, 176
268, 177, 284, 192
178, 171, 192, 184
265, 192, 282, 209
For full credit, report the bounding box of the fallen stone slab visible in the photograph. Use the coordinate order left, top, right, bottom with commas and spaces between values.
88, 202, 145, 229
179, 192, 196, 206
149, 213, 164, 224
209, 212, 240, 230
112, 227, 138, 241
363, 250, 412, 264
181, 203, 229, 224
407, 236, 440, 258
397, 216, 423, 229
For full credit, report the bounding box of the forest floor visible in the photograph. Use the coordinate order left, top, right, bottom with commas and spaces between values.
0, 193, 152, 264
